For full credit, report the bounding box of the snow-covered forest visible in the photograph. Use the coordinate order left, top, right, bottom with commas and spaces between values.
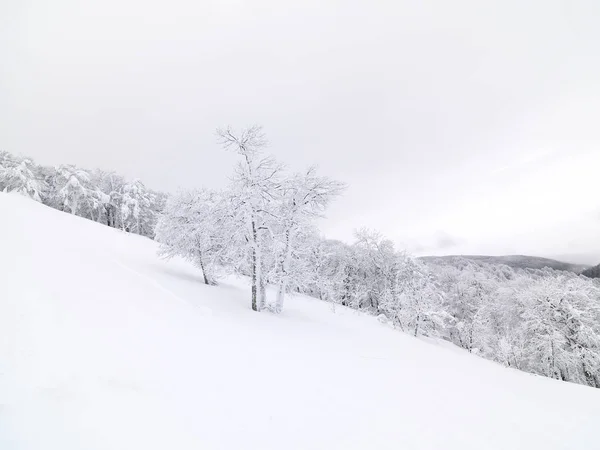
2, 127, 599, 389
0, 150, 166, 238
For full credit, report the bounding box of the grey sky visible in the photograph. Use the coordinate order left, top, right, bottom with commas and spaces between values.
2, 0, 599, 262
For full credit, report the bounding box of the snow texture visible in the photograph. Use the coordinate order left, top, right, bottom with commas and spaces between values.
0, 193, 599, 450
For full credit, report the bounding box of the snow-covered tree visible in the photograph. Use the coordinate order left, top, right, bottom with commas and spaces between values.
90, 170, 126, 228
353, 228, 398, 314
120, 179, 156, 236
388, 256, 448, 337
517, 276, 600, 385
0, 152, 44, 201
51, 165, 93, 215
271, 167, 344, 312
443, 263, 497, 352
304, 238, 353, 304
146, 190, 168, 236
155, 189, 226, 285
217, 125, 284, 312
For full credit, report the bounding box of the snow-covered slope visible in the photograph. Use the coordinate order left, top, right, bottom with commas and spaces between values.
1, 193, 599, 450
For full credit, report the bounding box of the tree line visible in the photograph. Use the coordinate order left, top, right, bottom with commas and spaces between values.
1, 127, 599, 388
0, 150, 166, 237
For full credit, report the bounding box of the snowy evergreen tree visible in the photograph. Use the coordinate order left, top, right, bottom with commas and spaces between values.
51, 165, 93, 216
0, 152, 44, 201
91, 170, 126, 228
120, 179, 156, 236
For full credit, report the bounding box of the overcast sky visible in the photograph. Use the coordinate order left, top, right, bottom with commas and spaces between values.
2, 0, 599, 262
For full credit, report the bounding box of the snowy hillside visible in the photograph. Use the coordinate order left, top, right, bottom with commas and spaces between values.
1, 193, 599, 450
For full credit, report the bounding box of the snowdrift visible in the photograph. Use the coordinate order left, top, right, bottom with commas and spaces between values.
0, 193, 598, 450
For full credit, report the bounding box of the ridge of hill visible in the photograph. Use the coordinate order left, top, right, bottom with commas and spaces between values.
581, 263, 600, 279
420, 254, 590, 272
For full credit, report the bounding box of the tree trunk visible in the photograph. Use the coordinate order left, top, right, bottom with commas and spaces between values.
276, 283, 285, 313
198, 253, 210, 285
414, 312, 420, 337
468, 326, 474, 353
275, 228, 293, 313
259, 275, 266, 311
251, 219, 259, 312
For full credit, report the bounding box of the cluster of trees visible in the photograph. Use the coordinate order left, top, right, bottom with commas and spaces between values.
282, 232, 600, 388
155, 126, 345, 312
306, 233, 600, 388
154, 127, 600, 388
158, 157, 600, 388
3, 128, 599, 389
431, 258, 600, 387
0, 151, 166, 237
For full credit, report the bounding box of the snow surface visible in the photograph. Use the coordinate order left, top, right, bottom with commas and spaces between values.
0, 192, 599, 450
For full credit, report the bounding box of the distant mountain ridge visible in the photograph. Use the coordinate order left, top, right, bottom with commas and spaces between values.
581, 264, 600, 279
420, 254, 590, 273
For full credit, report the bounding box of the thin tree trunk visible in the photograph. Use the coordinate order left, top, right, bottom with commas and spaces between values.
276, 283, 285, 313
259, 275, 266, 311
198, 253, 210, 285
275, 228, 293, 313
414, 311, 420, 337
251, 219, 259, 312
468, 326, 474, 353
